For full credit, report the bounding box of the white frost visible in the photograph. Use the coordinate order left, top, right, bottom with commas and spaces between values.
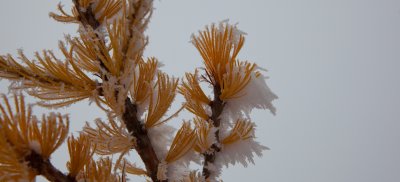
166, 149, 201, 182
157, 160, 168, 181
223, 66, 278, 120
217, 139, 268, 168
147, 124, 175, 160
217, 19, 247, 47
190, 19, 246, 48
205, 162, 222, 182
29, 140, 42, 154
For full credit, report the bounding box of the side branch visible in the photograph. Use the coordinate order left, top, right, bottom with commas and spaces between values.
25, 151, 76, 182
122, 98, 166, 182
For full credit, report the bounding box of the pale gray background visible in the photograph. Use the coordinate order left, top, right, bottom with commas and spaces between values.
1, 0, 400, 181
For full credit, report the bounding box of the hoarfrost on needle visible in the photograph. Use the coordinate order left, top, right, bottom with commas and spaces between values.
223, 66, 278, 120
29, 140, 42, 154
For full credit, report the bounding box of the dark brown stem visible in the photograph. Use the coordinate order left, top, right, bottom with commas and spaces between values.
25, 151, 76, 182
72, 0, 100, 30
122, 98, 166, 182
202, 84, 224, 179
72, 0, 111, 75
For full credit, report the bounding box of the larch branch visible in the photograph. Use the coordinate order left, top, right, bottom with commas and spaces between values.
202, 84, 224, 179
71, 1, 163, 181
122, 98, 166, 182
25, 151, 76, 182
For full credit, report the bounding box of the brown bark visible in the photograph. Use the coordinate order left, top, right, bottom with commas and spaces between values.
25, 151, 76, 182
122, 98, 166, 182
202, 84, 224, 179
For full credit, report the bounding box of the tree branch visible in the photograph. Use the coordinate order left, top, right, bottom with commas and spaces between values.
72, 0, 112, 73
202, 84, 224, 179
72, 1, 163, 181
25, 151, 76, 182
122, 98, 166, 182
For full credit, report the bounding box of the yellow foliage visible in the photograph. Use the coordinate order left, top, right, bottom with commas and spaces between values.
0, 94, 31, 154
0, 132, 34, 181
83, 117, 135, 156
131, 58, 159, 103
50, 0, 123, 25
145, 72, 179, 128
28, 113, 69, 159
67, 134, 95, 177
72, 28, 120, 76
220, 60, 256, 100
191, 23, 244, 86
165, 122, 196, 163
0, 94, 69, 180
192, 23, 257, 100
184, 99, 210, 121
94, 0, 123, 23
193, 117, 214, 153
179, 70, 211, 105
49, 3, 79, 23
116, 159, 147, 176
222, 119, 254, 145
0, 49, 97, 108
1, 0, 154, 112
0, 94, 69, 157
67, 33, 102, 74
78, 157, 124, 182
179, 70, 212, 120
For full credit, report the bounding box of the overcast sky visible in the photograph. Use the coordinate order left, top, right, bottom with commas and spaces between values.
1, 0, 400, 182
